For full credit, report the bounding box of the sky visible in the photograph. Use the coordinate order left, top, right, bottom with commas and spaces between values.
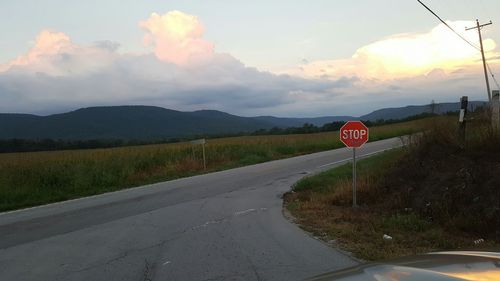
1, 0, 500, 117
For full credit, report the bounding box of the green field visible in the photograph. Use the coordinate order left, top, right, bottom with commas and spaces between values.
0, 119, 429, 212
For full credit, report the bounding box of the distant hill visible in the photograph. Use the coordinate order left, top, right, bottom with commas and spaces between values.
0, 106, 357, 140
0, 101, 486, 140
0, 106, 275, 140
359, 101, 486, 121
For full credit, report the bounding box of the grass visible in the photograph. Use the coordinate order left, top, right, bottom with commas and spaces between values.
287, 151, 451, 260
0, 118, 430, 212
285, 115, 500, 261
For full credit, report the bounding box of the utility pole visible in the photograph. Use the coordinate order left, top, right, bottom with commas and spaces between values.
466, 19, 493, 102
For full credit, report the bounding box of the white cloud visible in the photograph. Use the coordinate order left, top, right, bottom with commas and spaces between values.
139, 11, 214, 65
0, 24, 351, 115
0, 16, 498, 117
292, 21, 499, 81
0, 30, 122, 76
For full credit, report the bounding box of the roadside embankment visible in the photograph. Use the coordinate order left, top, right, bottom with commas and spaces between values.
285, 116, 500, 260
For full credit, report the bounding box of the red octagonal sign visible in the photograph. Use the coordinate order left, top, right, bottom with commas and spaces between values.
340, 121, 369, 148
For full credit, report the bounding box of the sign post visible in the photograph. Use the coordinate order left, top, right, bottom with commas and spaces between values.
352, 147, 357, 207
340, 121, 369, 208
492, 91, 499, 130
458, 96, 468, 146
190, 139, 207, 170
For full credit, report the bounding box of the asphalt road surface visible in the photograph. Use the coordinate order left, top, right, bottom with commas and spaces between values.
0, 137, 403, 281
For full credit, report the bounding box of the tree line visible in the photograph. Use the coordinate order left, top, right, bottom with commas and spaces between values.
0, 112, 449, 153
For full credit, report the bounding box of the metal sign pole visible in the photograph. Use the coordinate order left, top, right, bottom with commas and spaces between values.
353, 147, 357, 208
202, 143, 206, 170
340, 121, 368, 208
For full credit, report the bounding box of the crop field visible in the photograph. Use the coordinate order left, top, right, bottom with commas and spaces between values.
0, 118, 433, 211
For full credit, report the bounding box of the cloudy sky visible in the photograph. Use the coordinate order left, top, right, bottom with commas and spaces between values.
1, 0, 500, 117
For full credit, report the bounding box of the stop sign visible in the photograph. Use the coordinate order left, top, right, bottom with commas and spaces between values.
340, 121, 369, 148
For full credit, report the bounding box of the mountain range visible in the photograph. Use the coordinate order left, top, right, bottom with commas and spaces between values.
0, 101, 485, 140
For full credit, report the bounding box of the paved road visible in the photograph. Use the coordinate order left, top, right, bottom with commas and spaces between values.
0, 137, 403, 281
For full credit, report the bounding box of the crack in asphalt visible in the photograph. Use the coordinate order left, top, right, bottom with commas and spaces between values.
141, 259, 153, 281
57, 206, 268, 280
245, 254, 263, 281
60, 237, 173, 278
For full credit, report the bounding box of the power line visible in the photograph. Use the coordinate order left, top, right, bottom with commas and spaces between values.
487, 62, 500, 89
416, 0, 479, 51
416, 0, 500, 92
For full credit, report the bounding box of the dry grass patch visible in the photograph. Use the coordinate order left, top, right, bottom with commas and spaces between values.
285, 143, 500, 261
